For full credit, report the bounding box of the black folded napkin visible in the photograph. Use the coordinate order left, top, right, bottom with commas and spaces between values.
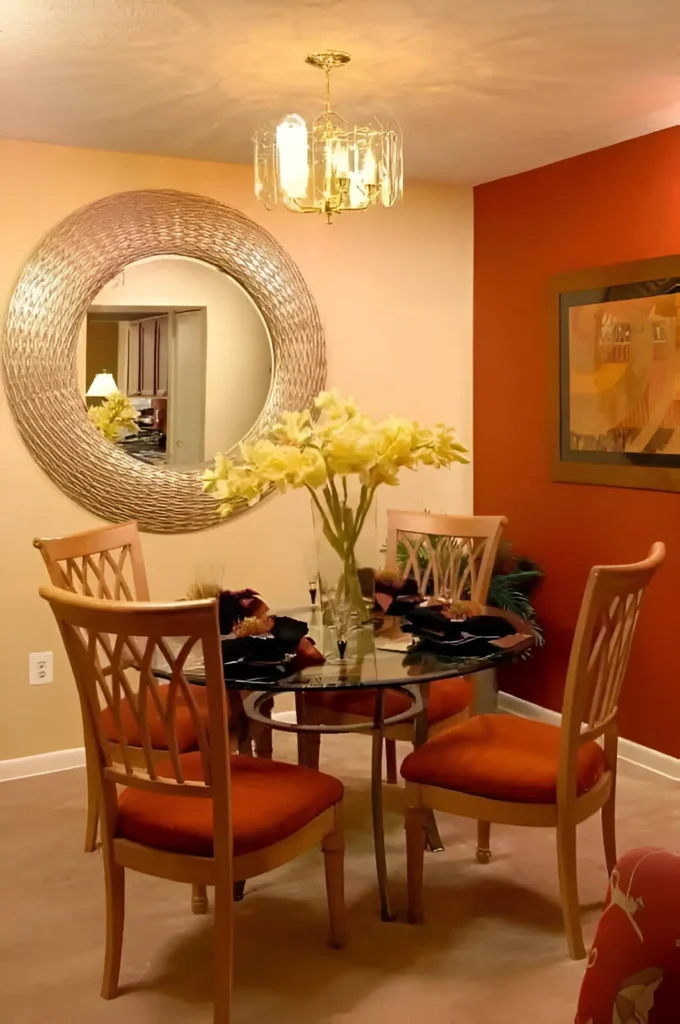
404, 615, 519, 661
374, 572, 423, 614
270, 615, 309, 649
221, 615, 309, 681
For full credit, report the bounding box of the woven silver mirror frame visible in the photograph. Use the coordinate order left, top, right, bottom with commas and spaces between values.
2, 189, 326, 533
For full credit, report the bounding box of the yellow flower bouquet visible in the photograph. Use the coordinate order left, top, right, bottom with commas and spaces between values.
203, 390, 468, 645
88, 391, 140, 442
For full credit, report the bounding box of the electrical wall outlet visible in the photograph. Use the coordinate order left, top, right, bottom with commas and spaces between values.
29, 651, 53, 686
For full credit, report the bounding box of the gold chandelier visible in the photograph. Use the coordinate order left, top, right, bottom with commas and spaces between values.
254, 50, 403, 223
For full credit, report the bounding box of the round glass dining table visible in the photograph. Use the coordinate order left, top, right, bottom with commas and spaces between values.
180, 604, 534, 921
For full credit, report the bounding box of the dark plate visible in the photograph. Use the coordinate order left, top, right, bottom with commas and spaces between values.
403, 609, 515, 641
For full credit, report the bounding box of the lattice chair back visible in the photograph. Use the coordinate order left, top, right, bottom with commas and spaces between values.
385, 511, 507, 605
34, 521, 149, 602
559, 543, 665, 790
40, 587, 231, 842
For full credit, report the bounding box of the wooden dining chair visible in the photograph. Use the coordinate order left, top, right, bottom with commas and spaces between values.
401, 542, 665, 960
301, 512, 507, 777
34, 522, 153, 854
40, 586, 346, 1024
34, 522, 271, 887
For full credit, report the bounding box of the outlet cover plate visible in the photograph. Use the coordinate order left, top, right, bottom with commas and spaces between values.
29, 651, 53, 685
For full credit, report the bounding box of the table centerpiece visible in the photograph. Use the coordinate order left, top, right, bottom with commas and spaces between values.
202, 390, 468, 654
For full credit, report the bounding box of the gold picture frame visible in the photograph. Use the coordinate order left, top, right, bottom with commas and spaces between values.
2, 190, 326, 532
550, 254, 680, 492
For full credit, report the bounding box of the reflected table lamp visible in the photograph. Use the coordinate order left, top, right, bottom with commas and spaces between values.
86, 371, 119, 398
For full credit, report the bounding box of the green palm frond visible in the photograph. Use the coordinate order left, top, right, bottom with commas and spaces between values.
487, 572, 544, 645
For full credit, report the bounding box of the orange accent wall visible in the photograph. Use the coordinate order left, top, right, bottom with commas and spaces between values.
473, 126, 680, 758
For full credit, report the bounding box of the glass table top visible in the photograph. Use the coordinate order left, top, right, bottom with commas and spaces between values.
170, 604, 534, 693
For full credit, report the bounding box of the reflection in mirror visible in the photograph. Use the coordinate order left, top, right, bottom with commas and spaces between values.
79, 256, 273, 468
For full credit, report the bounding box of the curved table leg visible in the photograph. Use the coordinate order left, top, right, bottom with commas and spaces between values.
242, 686, 422, 922
413, 683, 444, 853
371, 690, 395, 921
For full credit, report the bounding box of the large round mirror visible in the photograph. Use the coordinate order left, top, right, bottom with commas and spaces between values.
80, 256, 273, 469
2, 189, 326, 532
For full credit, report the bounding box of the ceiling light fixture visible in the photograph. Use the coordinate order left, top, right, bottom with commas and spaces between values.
254, 50, 403, 223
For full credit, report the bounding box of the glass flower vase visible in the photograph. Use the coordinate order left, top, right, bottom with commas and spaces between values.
310, 479, 377, 658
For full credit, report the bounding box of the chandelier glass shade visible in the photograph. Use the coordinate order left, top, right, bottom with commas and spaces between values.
254, 51, 403, 222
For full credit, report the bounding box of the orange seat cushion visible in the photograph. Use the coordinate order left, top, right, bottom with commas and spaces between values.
304, 676, 472, 725
117, 751, 343, 857
101, 683, 209, 753
401, 714, 605, 803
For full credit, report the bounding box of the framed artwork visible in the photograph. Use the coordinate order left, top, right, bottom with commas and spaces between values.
550, 254, 680, 491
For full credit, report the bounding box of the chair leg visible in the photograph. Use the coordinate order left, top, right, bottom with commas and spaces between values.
84, 772, 100, 853
213, 882, 234, 1024
303, 733, 321, 770
191, 884, 209, 914
385, 739, 398, 784
556, 820, 586, 960
237, 734, 253, 756
405, 806, 426, 924
322, 823, 346, 949
601, 790, 617, 877
253, 726, 273, 758
476, 821, 492, 864
295, 693, 321, 769
253, 698, 274, 758
101, 858, 125, 999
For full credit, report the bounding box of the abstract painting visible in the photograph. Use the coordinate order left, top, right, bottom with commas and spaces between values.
551, 256, 680, 490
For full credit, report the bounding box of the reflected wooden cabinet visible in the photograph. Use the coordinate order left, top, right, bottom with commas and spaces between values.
127, 315, 169, 397
156, 316, 168, 396
126, 328, 140, 395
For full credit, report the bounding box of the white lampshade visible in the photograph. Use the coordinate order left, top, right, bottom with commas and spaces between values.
86, 371, 119, 398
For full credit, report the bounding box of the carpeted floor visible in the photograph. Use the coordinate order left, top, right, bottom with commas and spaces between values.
2, 731, 679, 1024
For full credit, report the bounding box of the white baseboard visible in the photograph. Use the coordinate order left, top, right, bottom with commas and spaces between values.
1, 714, 299, 782
0, 746, 85, 783
498, 692, 680, 782
3, 701, 677, 784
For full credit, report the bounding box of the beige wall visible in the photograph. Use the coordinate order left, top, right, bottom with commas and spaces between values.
0, 137, 473, 761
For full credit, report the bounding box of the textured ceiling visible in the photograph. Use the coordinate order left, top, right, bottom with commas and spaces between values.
1, 0, 678, 183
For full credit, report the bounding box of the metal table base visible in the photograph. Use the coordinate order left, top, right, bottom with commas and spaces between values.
243, 684, 438, 921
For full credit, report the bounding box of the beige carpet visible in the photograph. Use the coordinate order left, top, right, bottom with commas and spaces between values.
2, 731, 679, 1024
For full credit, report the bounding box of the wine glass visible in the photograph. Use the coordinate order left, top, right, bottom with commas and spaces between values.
302, 542, 319, 606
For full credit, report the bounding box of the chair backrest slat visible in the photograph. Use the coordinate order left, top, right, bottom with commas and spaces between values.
385, 511, 507, 605
34, 521, 150, 603
559, 543, 665, 789
43, 587, 228, 807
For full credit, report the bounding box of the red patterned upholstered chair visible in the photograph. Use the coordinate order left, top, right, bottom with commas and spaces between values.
402, 543, 665, 959
576, 847, 680, 1023
301, 511, 507, 777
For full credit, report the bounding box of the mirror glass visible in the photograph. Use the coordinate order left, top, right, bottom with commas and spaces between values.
78, 255, 273, 468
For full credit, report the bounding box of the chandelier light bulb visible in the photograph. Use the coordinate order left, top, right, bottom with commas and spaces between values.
276, 115, 310, 198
